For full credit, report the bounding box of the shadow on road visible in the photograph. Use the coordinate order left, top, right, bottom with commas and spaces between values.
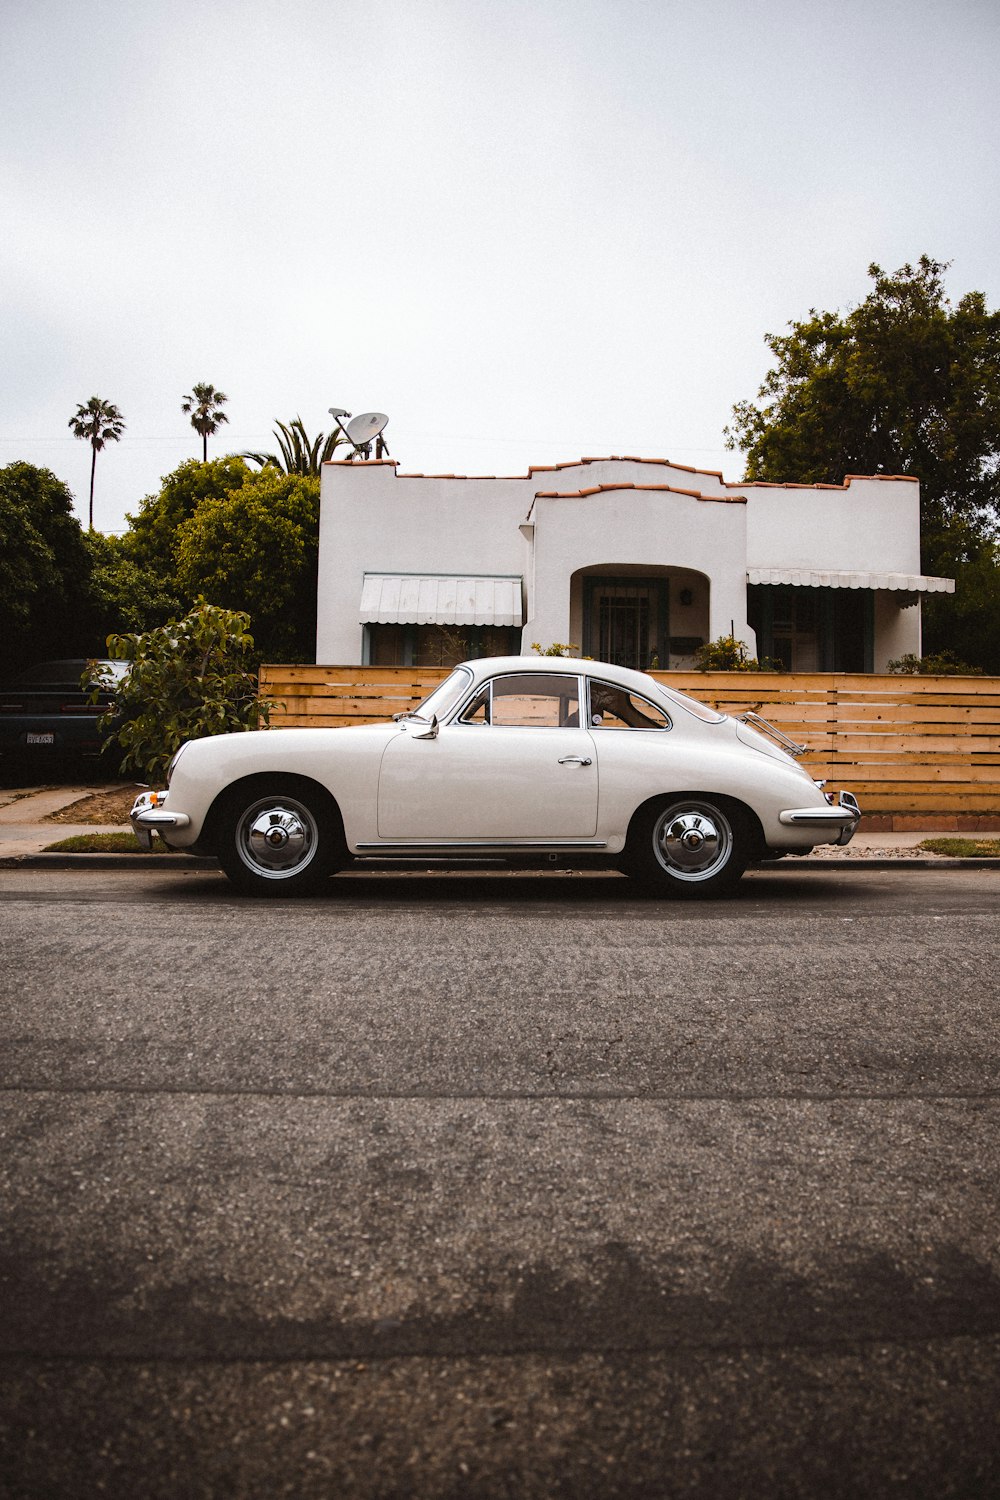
147, 865, 867, 911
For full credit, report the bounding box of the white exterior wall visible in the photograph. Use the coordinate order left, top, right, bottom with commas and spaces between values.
527, 489, 751, 649
316, 457, 931, 667
317, 463, 527, 662
873, 592, 921, 669
744, 476, 922, 573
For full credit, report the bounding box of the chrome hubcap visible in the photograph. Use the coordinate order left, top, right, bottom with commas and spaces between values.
237, 799, 317, 878
654, 804, 732, 881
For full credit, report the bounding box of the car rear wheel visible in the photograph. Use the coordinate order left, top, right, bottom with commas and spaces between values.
626, 797, 747, 898
216, 780, 343, 896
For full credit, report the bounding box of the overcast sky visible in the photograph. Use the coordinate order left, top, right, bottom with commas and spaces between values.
2, 0, 998, 535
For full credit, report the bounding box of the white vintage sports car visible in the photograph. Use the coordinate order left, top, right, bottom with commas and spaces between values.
131, 655, 860, 897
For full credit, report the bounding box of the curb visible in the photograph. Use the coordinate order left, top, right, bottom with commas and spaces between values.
756, 858, 1000, 871
0, 853, 219, 870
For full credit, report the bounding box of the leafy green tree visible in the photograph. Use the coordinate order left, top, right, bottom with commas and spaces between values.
244, 416, 344, 476
83, 531, 182, 641
94, 598, 270, 781
181, 382, 229, 461
920, 540, 1000, 674
0, 462, 92, 677
68, 396, 125, 530
726, 257, 1000, 669
174, 468, 321, 661
124, 456, 252, 581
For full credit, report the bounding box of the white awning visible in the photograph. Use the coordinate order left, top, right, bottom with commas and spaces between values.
747, 568, 954, 594
360, 574, 524, 626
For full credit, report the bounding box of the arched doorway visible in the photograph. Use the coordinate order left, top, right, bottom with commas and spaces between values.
573, 567, 709, 670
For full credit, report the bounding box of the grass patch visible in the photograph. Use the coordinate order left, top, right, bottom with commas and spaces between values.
918, 837, 1000, 858
43, 832, 173, 854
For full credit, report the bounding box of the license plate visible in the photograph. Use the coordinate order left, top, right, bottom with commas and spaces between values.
26, 733, 55, 745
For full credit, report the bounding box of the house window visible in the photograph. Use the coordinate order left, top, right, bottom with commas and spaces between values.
748, 586, 874, 672
364, 623, 519, 667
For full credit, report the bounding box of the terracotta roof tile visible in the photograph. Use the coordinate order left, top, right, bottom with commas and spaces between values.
730, 473, 918, 490
534, 482, 746, 505
323, 455, 918, 486
324, 458, 399, 467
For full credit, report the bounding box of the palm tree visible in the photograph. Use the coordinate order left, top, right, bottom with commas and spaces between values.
243, 417, 345, 476
68, 396, 126, 530
182, 381, 229, 462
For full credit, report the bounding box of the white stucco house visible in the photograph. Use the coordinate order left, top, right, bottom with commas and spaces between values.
315, 455, 954, 673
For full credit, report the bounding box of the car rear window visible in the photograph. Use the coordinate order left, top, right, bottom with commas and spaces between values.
658, 685, 727, 724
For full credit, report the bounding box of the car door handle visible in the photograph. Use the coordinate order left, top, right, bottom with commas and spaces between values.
558, 755, 592, 766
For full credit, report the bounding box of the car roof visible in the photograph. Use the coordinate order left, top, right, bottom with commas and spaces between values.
462, 655, 661, 695
1, 658, 127, 687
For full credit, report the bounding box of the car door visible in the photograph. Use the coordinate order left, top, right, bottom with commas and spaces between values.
377, 670, 598, 840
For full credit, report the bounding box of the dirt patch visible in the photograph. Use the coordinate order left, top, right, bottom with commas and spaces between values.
45, 786, 143, 825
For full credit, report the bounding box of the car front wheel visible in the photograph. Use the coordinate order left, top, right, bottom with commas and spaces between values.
216, 780, 343, 895
626, 797, 747, 898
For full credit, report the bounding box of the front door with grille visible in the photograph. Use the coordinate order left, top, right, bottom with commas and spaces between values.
583, 577, 668, 670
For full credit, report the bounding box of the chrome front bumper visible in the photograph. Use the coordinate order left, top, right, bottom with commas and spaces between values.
779, 790, 861, 846
130, 790, 190, 850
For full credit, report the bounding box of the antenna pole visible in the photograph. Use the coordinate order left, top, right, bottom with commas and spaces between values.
328, 408, 359, 461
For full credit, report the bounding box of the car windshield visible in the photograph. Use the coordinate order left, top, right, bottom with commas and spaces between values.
411, 666, 475, 722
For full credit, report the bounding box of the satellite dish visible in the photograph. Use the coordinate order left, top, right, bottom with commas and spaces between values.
327, 406, 390, 459
346, 412, 388, 445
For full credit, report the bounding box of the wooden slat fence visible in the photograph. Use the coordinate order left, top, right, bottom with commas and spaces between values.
259, 664, 1000, 824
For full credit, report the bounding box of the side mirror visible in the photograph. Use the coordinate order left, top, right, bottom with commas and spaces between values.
408, 713, 439, 740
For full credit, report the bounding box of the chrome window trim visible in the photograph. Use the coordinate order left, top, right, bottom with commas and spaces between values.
412, 665, 475, 723
455, 678, 493, 725
586, 678, 672, 732
452, 670, 587, 729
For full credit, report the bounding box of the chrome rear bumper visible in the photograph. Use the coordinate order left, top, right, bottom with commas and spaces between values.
779, 791, 861, 845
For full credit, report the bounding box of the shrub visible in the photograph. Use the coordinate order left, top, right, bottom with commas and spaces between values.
887, 650, 983, 676
694, 635, 783, 672
531, 641, 580, 657
89, 598, 271, 781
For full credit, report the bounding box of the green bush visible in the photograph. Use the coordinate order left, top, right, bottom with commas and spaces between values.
887, 650, 984, 676
89, 598, 271, 782
530, 641, 580, 657
694, 635, 783, 672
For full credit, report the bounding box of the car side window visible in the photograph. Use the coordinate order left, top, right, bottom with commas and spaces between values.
461, 673, 581, 728
588, 681, 671, 730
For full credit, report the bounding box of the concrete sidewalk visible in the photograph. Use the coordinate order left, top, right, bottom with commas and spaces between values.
0, 781, 990, 869
0, 783, 141, 860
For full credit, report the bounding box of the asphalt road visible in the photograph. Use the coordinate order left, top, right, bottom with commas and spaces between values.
1, 864, 998, 1499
